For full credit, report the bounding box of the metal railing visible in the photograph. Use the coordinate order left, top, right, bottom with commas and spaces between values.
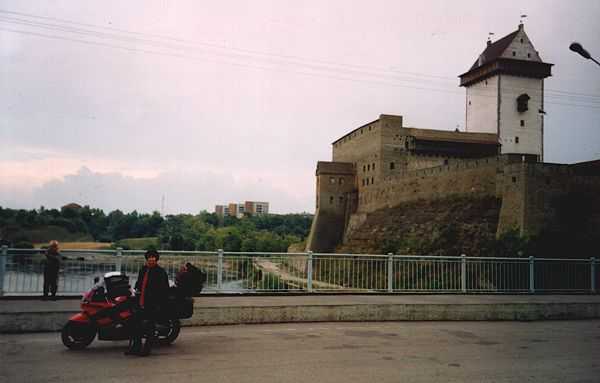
0, 246, 597, 296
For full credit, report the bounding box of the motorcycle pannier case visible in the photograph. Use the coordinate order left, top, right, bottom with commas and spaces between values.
104, 273, 131, 299
164, 294, 193, 319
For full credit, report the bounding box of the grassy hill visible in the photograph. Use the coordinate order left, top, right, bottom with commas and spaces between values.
112, 237, 159, 250
3, 225, 94, 245
34, 241, 112, 250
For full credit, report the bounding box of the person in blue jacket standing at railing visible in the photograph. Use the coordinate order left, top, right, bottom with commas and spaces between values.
43, 240, 60, 300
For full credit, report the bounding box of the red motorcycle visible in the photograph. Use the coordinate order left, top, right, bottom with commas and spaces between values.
61, 271, 191, 350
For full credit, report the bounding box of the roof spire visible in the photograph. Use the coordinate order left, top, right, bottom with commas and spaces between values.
519, 14, 527, 29
487, 32, 494, 46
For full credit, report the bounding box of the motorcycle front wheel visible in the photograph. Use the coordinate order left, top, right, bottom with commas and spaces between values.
157, 319, 180, 345
61, 321, 96, 350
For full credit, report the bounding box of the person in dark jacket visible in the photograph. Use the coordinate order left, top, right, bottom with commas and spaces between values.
125, 249, 169, 356
43, 240, 61, 300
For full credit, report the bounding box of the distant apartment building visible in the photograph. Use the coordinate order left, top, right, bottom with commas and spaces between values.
214, 205, 226, 217
215, 201, 269, 218
244, 201, 269, 215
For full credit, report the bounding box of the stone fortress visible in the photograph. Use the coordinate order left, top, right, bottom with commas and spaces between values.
306, 23, 600, 253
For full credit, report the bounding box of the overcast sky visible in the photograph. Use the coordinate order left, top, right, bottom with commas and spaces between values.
1, 0, 599, 214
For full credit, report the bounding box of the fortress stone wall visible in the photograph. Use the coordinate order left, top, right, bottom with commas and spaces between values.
358, 157, 500, 213
306, 114, 600, 253
498, 161, 600, 236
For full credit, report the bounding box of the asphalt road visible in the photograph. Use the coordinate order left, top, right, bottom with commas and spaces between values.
1, 321, 599, 383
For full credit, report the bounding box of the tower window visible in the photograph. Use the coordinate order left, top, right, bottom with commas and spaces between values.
527, 53, 531, 58
520, 120, 525, 127
468, 100, 471, 105
390, 162, 395, 170
512, 176, 517, 183
520, 38, 524, 43
371, 177, 374, 185
512, 51, 516, 56
515, 136, 520, 144
329, 177, 336, 184
329, 196, 334, 204
517, 94, 530, 112
372, 163, 375, 171
363, 165, 366, 172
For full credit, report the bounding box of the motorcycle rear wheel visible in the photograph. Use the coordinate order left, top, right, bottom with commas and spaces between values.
157, 319, 180, 345
61, 321, 96, 350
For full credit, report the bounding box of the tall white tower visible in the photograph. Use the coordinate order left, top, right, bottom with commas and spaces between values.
459, 23, 553, 161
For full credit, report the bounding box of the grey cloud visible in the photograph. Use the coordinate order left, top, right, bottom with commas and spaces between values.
26, 167, 313, 214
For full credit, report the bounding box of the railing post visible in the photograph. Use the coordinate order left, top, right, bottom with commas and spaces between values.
115, 247, 123, 273
387, 253, 394, 293
529, 256, 535, 293
0, 245, 7, 297
591, 257, 596, 294
217, 249, 224, 291
461, 254, 467, 293
307, 251, 313, 293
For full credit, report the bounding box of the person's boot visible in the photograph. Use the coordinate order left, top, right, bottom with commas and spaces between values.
138, 335, 153, 357
124, 339, 142, 355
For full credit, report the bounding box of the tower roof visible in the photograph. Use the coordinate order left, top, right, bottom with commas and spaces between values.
459, 24, 552, 87
468, 30, 519, 71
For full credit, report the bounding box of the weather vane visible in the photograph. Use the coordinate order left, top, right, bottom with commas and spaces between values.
487, 32, 495, 43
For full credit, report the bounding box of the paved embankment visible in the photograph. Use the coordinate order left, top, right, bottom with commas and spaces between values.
1, 294, 600, 333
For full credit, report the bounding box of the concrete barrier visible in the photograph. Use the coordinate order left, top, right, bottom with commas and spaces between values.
187, 302, 600, 326
2, 295, 600, 333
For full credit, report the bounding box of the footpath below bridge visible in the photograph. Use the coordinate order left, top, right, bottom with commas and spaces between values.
1, 294, 600, 333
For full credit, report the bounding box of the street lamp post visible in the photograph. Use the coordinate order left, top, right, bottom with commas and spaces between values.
569, 42, 600, 67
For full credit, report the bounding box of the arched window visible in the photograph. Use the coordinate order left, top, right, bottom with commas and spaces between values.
517, 94, 530, 112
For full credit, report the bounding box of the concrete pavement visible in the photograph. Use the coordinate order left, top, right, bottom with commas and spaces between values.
1, 294, 600, 333
1, 321, 599, 383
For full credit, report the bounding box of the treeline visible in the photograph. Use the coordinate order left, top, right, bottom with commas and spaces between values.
158, 212, 310, 252
0, 206, 313, 252
0, 206, 163, 244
